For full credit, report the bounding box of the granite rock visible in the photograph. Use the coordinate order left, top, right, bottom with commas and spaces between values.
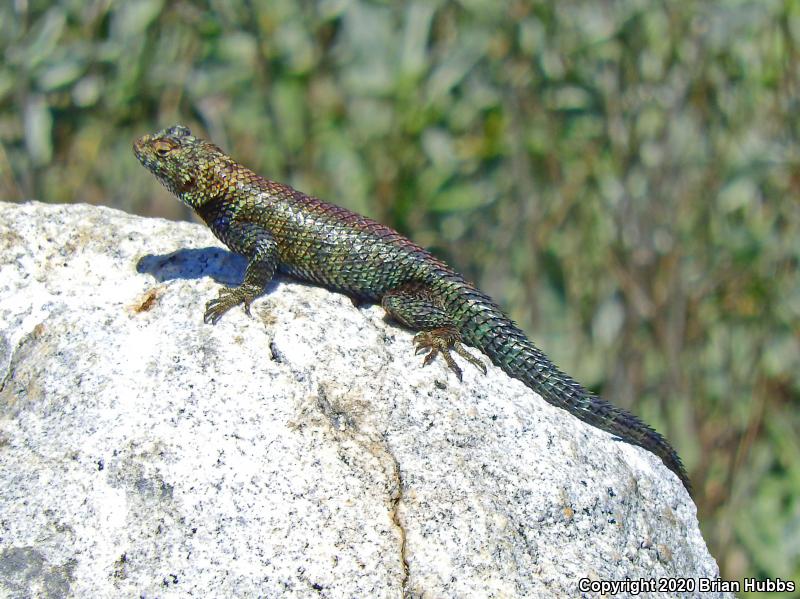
0, 201, 727, 598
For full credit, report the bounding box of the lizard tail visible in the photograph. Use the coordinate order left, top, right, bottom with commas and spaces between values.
456, 291, 691, 493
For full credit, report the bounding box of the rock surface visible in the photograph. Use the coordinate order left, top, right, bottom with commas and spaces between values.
0, 201, 726, 598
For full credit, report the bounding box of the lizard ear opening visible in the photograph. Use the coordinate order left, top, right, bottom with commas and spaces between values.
178, 174, 196, 194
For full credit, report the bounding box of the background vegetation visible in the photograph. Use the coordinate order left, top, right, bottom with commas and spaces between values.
2, 0, 798, 593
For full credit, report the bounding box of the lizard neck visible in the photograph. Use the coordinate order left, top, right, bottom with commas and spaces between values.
180, 156, 239, 211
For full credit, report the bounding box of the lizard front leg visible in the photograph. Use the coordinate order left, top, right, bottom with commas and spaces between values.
204, 221, 279, 324
381, 282, 486, 380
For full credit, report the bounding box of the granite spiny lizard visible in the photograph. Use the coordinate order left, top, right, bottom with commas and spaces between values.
134, 125, 690, 492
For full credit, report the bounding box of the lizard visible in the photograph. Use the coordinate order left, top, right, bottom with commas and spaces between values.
133, 124, 690, 493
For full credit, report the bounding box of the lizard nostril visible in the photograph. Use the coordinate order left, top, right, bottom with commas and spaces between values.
133, 136, 149, 154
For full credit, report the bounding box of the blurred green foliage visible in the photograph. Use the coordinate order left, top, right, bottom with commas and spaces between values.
1, 0, 798, 592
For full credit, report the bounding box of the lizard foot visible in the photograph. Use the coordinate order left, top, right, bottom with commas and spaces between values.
413, 327, 487, 381
204, 284, 260, 324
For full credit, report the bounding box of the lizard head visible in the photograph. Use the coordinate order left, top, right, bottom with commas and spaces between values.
133, 125, 225, 205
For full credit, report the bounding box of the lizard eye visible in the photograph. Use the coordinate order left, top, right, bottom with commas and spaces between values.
154, 140, 173, 157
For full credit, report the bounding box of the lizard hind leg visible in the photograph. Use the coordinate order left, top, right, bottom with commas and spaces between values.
381, 283, 487, 380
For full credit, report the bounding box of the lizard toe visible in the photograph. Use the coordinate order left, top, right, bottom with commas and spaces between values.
412, 327, 483, 379
204, 287, 244, 324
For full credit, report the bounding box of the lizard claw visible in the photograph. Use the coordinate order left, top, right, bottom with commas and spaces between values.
203, 284, 260, 324
413, 327, 486, 380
